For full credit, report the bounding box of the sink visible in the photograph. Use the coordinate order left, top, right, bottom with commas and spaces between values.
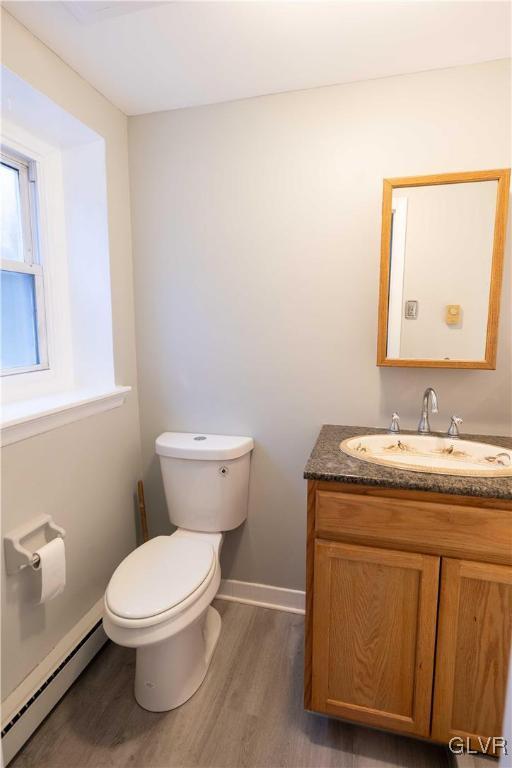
340, 434, 512, 477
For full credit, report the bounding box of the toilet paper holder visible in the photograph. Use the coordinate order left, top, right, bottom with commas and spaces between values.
4, 515, 66, 575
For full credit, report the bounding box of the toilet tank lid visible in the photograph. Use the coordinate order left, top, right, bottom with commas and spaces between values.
155, 432, 254, 460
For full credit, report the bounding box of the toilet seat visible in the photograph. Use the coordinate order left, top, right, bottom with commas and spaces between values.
106, 535, 215, 621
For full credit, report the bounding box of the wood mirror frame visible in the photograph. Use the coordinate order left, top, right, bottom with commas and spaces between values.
377, 168, 510, 369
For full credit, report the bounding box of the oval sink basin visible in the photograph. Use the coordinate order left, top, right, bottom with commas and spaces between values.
340, 434, 512, 477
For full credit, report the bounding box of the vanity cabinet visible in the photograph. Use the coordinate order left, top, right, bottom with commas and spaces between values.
432, 558, 512, 750
311, 540, 439, 736
305, 481, 512, 753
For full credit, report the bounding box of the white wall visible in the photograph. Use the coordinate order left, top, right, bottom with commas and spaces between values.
129, 59, 511, 591
501, 653, 512, 767
1, 10, 141, 700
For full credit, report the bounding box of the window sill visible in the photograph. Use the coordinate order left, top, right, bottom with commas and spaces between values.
1, 386, 131, 447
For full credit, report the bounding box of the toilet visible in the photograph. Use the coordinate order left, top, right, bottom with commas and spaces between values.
103, 431, 254, 712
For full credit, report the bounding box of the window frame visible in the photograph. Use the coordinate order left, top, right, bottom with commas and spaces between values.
1, 147, 49, 376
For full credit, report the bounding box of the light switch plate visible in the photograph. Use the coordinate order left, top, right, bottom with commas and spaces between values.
404, 300, 418, 319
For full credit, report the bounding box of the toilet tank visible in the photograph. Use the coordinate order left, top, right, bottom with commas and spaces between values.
155, 432, 254, 532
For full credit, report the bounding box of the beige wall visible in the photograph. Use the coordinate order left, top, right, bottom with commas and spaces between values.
1, 10, 141, 699
129, 59, 511, 591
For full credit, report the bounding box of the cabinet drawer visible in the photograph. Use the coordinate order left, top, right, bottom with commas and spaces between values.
316, 490, 512, 565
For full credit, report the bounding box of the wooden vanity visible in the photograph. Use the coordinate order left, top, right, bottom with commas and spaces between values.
304, 426, 512, 755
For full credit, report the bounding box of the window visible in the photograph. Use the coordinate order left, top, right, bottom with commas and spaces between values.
1, 148, 48, 375
0, 67, 130, 445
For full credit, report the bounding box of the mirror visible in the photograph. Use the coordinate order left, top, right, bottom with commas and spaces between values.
377, 169, 510, 369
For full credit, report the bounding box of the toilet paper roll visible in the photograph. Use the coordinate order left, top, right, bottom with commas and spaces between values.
33, 538, 66, 604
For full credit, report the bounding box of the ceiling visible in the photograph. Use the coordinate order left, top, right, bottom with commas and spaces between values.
4, 1, 511, 116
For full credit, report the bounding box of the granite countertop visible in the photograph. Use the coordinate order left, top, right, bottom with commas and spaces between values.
304, 425, 512, 500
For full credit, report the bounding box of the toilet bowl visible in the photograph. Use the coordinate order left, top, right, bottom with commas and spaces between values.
103, 432, 253, 712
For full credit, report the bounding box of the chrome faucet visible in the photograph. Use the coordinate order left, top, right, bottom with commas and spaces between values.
388, 412, 400, 434
418, 387, 439, 434
447, 415, 463, 438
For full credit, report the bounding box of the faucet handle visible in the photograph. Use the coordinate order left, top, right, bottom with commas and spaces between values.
447, 415, 463, 438
389, 412, 400, 434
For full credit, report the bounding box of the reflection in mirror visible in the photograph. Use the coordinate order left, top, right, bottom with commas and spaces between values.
387, 181, 497, 361
377, 169, 510, 369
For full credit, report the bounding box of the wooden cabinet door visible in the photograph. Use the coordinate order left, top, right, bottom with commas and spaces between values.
311, 540, 439, 736
432, 558, 512, 753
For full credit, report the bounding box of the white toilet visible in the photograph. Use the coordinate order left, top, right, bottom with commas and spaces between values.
103, 431, 253, 712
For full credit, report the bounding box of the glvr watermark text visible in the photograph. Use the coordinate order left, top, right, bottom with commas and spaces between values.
449, 736, 508, 756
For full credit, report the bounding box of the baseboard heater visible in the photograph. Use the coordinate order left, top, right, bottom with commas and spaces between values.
1, 620, 107, 765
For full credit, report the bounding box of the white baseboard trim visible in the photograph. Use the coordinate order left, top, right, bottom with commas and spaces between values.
1, 599, 107, 766
216, 578, 305, 615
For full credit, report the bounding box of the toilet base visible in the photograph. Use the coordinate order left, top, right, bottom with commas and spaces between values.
134, 606, 221, 712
